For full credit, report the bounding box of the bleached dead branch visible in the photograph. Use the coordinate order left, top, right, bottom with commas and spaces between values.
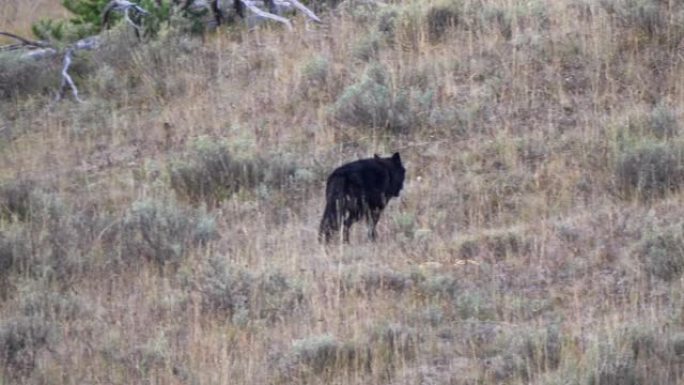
0, 0, 322, 102
55, 48, 83, 103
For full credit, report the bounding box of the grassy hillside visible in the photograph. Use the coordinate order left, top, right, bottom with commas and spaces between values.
1, 0, 684, 383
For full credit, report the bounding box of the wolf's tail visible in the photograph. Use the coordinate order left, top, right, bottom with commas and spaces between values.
319, 176, 346, 243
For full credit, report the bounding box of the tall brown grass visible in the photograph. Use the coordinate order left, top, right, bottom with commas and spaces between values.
1, 0, 684, 384
0, 0, 69, 38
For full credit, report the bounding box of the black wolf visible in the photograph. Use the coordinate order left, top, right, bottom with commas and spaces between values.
319, 153, 406, 243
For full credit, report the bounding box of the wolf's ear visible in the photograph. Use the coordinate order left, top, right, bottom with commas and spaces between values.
374, 154, 381, 159
392, 152, 401, 163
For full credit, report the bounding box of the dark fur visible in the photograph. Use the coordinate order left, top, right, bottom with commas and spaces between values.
319, 153, 406, 243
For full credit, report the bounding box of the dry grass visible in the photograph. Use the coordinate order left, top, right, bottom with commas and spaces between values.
0, 1, 69, 38
1, 0, 684, 384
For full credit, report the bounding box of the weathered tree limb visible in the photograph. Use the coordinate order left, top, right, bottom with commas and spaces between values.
102, 0, 150, 31
0, 32, 51, 50
285, 0, 322, 23
1, 0, 322, 103
240, 0, 293, 29
56, 48, 84, 103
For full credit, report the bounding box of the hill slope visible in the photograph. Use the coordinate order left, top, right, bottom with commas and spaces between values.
1, 0, 684, 383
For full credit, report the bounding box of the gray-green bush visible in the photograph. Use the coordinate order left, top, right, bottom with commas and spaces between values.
0, 54, 60, 100
333, 63, 416, 132
196, 256, 303, 323
118, 199, 218, 267
599, 0, 684, 43
169, 140, 297, 206
425, 2, 460, 42
615, 141, 684, 199
636, 226, 684, 281
0, 316, 57, 379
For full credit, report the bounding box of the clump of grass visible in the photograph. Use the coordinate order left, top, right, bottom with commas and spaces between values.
515, 323, 563, 373
1, 193, 112, 288
636, 225, 684, 281
588, 352, 638, 385
368, 323, 417, 364
615, 140, 684, 200
169, 139, 297, 206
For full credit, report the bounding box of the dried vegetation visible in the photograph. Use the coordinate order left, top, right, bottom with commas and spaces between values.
1, 0, 684, 383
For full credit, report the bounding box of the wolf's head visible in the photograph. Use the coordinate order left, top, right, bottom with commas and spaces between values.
375, 152, 405, 197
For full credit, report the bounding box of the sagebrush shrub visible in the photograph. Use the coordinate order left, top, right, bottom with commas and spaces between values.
0, 54, 60, 100
0, 178, 34, 221
119, 199, 217, 267
637, 227, 684, 281
648, 103, 679, 139
333, 63, 416, 132
426, 2, 460, 42
196, 256, 303, 323
599, 0, 684, 45
615, 141, 684, 199
0, 316, 56, 379
292, 334, 341, 374
169, 140, 297, 206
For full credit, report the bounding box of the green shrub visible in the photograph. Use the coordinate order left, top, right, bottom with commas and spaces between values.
352, 32, 382, 62
615, 141, 684, 199
169, 139, 297, 206
588, 354, 638, 385
426, 1, 461, 42
292, 334, 341, 374
196, 256, 303, 323
0, 53, 60, 100
417, 273, 459, 299
0, 316, 57, 379
118, 199, 217, 267
637, 226, 684, 281
648, 103, 679, 139
625, 104, 680, 139
0, 179, 35, 221
333, 63, 416, 132
3, 193, 109, 286
32, 0, 174, 43
455, 291, 496, 321
299, 55, 329, 101
599, 0, 660, 37
515, 323, 562, 373
368, 323, 417, 362
342, 266, 414, 295
301, 55, 329, 86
